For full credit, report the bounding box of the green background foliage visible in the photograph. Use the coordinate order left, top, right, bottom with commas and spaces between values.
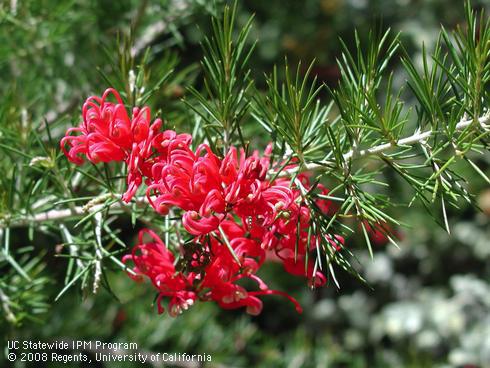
1, 0, 489, 367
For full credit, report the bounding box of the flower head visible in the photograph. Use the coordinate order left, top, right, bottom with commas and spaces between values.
61, 88, 162, 202
62, 88, 347, 317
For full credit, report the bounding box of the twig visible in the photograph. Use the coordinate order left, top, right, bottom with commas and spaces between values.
92, 212, 104, 294
277, 113, 490, 177
1, 196, 147, 229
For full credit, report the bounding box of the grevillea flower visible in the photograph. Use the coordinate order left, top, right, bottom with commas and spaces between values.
122, 229, 197, 317
134, 141, 342, 314
124, 227, 302, 316
146, 141, 270, 235
61, 88, 131, 164
62, 88, 347, 317
60, 88, 162, 202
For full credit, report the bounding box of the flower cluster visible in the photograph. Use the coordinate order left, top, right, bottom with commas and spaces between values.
60, 88, 161, 202
61, 88, 345, 316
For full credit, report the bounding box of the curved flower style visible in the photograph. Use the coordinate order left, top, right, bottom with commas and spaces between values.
122, 229, 197, 317
61, 88, 131, 164
146, 141, 273, 236
60, 88, 162, 202
62, 88, 346, 317
124, 227, 302, 316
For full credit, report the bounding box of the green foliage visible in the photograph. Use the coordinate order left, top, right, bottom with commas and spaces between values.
0, 0, 489, 366
253, 62, 332, 162
186, 2, 255, 153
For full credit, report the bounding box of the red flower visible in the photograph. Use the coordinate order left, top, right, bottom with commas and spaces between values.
122, 229, 198, 316
146, 143, 272, 235
61, 88, 162, 202
182, 210, 223, 236
61, 88, 130, 164
124, 226, 302, 316
62, 89, 348, 317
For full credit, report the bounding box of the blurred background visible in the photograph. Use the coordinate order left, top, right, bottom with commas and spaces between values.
1, 0, 490, 367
